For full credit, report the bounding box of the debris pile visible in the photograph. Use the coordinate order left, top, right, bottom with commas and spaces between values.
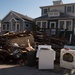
0, 30, 36, 65
0, 30, 73, 65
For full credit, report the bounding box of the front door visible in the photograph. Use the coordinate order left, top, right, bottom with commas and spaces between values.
50, 22, 56, 35
16, 23, 20, 32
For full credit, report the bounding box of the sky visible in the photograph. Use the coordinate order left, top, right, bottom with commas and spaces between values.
0, 0, 75, 20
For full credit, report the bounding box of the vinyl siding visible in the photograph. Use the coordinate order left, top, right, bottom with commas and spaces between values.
2, 12, 22, 22
50, 6, 65, 13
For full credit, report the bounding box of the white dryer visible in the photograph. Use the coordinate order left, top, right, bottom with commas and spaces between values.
60, 45, 75, 69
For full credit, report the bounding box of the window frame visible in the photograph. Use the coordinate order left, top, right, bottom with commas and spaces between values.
58, 20, 73, 31
2, 23, 10, 31
49, 22, 56, 28
66, 5, 73, 13
43, 8, 48, 15
36, 21, 47, 31
16, 23, 20, 32
48, 12, 60, 17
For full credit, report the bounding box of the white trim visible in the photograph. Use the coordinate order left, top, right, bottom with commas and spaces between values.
36, 21, 42, 28
48, 12, 60, 17
23, 21, 25, 30
16, 22, 20, 32
12, 11, 25, 21
42, 21, 47, 28
10, 21, 12, 31
2, 23, 10, 31
42, 8, 48, 15
10, 18, 17, 22
49, 22, 56, 35
10, 18, 17, 31
2, 24, 7, 31
36, 21, 48, 28
58, 20, 73, 31
2, 11, 12, 22
66, 5, 73, 13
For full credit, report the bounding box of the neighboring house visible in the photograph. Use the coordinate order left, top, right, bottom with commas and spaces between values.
1, 11, 34, 33
35, 0, 75, 40
0, 20, 1, 32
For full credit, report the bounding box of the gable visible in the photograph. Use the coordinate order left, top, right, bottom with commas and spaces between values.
2, 11, 23, 23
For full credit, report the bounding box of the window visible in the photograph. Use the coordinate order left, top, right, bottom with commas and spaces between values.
49, 13, 53, 15
42, 22, 47, 28
16, 23, 20, 31
43, 8, 48, 14
66, 6, 72, 13
7, 24, 9, 30
50, 22, 56, 35
51, 23, 55, 28
66, 21, 72, 31
48, 12, 59, 17
26, 24, 29, 27
60, 21, 65, 30
59, 20, 72, 31
50, 22, 56, 28
12, 22, 16, 31
2, 23, 9, 31
3, 24, 6, 30
54, 12, 59, 16
37, 22, 41, 28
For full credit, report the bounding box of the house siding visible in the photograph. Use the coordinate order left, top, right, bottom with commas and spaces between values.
50, 6, 65, 13
74, 5, 75, 13
1, 11, 34, 33
2, 12, 22, 22
41, 4, 75, 16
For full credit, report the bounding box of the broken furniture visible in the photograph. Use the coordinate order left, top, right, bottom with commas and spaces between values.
37, 45, 55, 69
60, 45, 75, 69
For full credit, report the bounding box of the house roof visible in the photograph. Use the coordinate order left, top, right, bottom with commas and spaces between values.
2, 11, 34, 22
40, 3, 75, 8
35, 12, 75, 21
12, 11, 34, 22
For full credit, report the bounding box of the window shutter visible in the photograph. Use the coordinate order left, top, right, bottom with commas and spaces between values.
72, 5, 74, 13
65, 6, 66, 13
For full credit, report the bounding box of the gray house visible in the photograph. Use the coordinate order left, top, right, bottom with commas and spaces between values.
1, 11, 34, 33
0, 20, 1, 32
35, 0, 75, 40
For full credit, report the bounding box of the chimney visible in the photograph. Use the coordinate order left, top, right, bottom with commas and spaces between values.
53, 0, 63, 5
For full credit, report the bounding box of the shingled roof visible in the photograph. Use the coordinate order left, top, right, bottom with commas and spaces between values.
12, 11, 34, 22
35, 12, 75, 21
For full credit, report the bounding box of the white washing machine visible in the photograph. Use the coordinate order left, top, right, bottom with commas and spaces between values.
60, 45, 75, 69
36, 45, 55, 69
36, 45, 52, 58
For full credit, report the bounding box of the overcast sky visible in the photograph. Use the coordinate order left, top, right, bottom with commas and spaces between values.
0, 0, 75, 19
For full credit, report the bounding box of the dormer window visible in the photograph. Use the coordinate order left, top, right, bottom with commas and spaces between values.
48, 12, 60, 17
66, 5, 73, 13
49, 13, 53, 15
43, 8, 48, 15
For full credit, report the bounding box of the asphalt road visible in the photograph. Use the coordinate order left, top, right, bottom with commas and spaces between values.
0, 65, 64, 75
